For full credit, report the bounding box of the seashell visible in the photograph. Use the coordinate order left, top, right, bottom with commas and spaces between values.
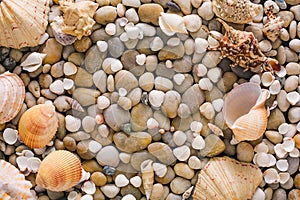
65, 96, 84, 112
18, 104, 58, 148
140, 159, 154, 200
0, 159, 34, 199
36, 150, 82, 191
212, 0, 261, 24
59, 0, 98, 40
192, 156, 263, 200
223, 82, 269, 141
0, 0, 50, 49
263, 6, 284, 42
50, 16, 77, 46
20, 52, 47, 72
0, 72, 25, 124
158, 12, 188, 36
3, 128, 18, 145
261, 71, 275, 87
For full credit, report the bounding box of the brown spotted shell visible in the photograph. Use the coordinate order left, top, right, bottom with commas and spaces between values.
18, 104, 58, 148
0, 72, 25, 124
36, 150, 82, 192
192, 156, 263, 200
0, 0, 49, 49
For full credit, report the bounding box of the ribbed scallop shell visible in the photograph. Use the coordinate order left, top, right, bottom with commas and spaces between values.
36, 150, 82, 192
19, 104, 58, 148
0, 160, 34, 200
0, 72, 25, 124
223, 83, 268, 141
0, 0, 49, 49
193, 156, 263, 200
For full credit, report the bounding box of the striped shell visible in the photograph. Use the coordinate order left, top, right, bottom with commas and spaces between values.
0, 72, 25, 124
141, 159, 154, 200
0, 160, 34, 200
223, 83, 268, 141
0, 0, 49, 49
19, 104, 58, 148
36, 150, 82, 192
193, 156, 263, 200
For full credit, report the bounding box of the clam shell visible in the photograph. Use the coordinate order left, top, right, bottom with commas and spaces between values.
223, 83, 268, 141
19, 104, 58, 148
20, 52, 46, 72
0, 160, 34, 199
140, 159, 154, 200
158, 12, 188, 36
0, 0, 49, 49
0, 72, 25, 124
36, 150, 82, 192
192, 156, 263, 200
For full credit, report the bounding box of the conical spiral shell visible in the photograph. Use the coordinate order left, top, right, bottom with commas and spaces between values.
193, 156, 263, 200
140, 159, 154, 200
0, 72, 25, 124
19, 104, 58, 148
0, 160, 34, 200
223, 82, 268, 141
36, 150, 82, 192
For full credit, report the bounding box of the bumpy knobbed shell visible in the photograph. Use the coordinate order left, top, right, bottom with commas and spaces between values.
192, 156, 263, 200
0, 160, 34, 199
223, 82, 268, 141
59, 0, 98, 39
19, 104, 58, 148
263, 6, 284, 42
158, 12, 188, 36
212, 0, 261, 24
141, 159, 154, 200
50, 16, 77, 46
20, 52, 47, 72
36, 150, 82, 191
0, 72, 25, 124
0, 0, 49, 49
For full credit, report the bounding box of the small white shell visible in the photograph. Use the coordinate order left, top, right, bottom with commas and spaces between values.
261, 71, 275, 87
81, 181, 96, 195
20, 52, 46, 72
263, 168, 280, 184
3, 128, 18, 145
286, 91, 300, 105
158, 12, 188, 36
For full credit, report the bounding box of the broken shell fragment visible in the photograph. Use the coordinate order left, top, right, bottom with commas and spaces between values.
36, 150, 82, 192
223, 83, 268, 141
0, 160, 34, 199
192, 156, 262, 199
18, 104, 58, 148
50, 16, 77, 46
0, 72, 25, 124
158, 12, 188, 36
20, 52, 47, 72
140, 159, 154, 200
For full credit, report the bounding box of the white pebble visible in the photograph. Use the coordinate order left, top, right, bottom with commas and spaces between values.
167, 37, 181, 47
115, 174, 129, 187
149, 90, 165, 107
136, 54, 146, 65
150, 37, 164, 51
252, 188, 265, 200
278, 123, 289, 135
97, 96, 110, 110
130, 176, 142, 188
68, 191, 79, 200
173, 73, 185, 85
153, 162, 167, 178
274, 143, 287, 158
63, 78, 74, 90
192, 135, 205, 150
82, 116, 96, 133
3, 128, 18, 145
147, 118, 159, 129
98, 124, 110, 138
249, 74, 261, 84
188, 156, 201, 169
119, 88, 127, 97
81, 181, 96, 195
198, 78, 213, 91
96, 41, 108, 52
254, 152, 270, 167
194, 38, 208, 54
122, 194, 136, 200
212, 98, 223, 112
119, 32, 129, 42
173, 131, 187, 146
63, 62, 77, 76
207, 68, 221, 83
49, 80, 64, 95
88, 140, 102, 154
80, 195, 93, 200
195, 64, 207, 77
105, 23, 116, 35
286, 91, 300, 105
100, 185, 120, 198
119, 152, 131, 164
276, 159, 288, 171
289, 148, 299, 157
282, 137, 295, 152
173, 145, 190, 161
190, 121, 203, 133
165, 60, 173, 69
65, 115, 81, 132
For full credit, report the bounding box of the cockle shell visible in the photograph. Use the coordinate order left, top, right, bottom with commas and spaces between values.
0, 0, 49, 49
0, 72, 25, 124
36, 150, 82, 192
0, 160, 34, 200
192, 156, 263, 200
20, 52, 47, 72
158, 12, 188, 36
19, 104, 58, 148
223, 82, 269, 141
212, 0, 261, 24
59, 0, 98, 40
140, 159, 154, 200
50, 16, 77, 46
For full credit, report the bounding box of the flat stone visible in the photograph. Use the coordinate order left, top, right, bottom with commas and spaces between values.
138, 3, 163, 25
115, 70, 138, 93
40, 38, 63, 64
130, 103, 153, 131
148, 142, 176, 165
113, 132, 152, 153
182, 84, 205, 113
158, 42, 185, 61
73, 88, 100, 106
84, 45, 107, 73
103, 104, 130, 131
94, 6, 118, 25
96, 146, 120, 167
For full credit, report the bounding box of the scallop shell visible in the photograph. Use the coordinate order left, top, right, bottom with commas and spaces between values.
158, 12, 188, 36
223, 82, 268, 141
192, 156, 263, 200
0, 160, 34, 200
0, 72, 25, 124
36, 150, 82, 192
140, 159, 154, 200
0, 0, 49, 49
212, 0, 261, 24
59, 0, 98, 40
19, 104, 58, 148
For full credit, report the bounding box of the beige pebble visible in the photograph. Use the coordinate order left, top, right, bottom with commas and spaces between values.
28, 80, 40, 98
170, 177, 191, 195
74, 37, 92, 52
63, 62, 77, 76
194, 38, 208, 54
289, 189, 300, 200
138, 3, 163, 25
63, 136, 77, 151
139, 72, 154, 91
277, 90, 290, 112
289, 20, 297, 39
117, 96, 132, 111
82, 116, 96, 133
286, 62, 300, 75
173, 145, 190, 161
280, 28, 290, 41
197, 1, 214, 21
192, 135, 205, 150
265, 131, 283, 144
96, 146, 120, 167
155, 76, 173, 91
188, 156, 201, 169
289, 39, 300, 52
148, 142, 176, 166
65, 115, 81, 132
73, 88, 100, 106
150, 183, 164, 200
174, 163, 194, 179
199, 102, 215, 120
94, 6, 117, 25
40, 38, 63, 64
278, 11, 294, 27
259, 40, 272, 52
49, 80, 64, 95
284, 75, 299, 92
236, 142, 254, 162
173, 131, 187, 146
288, 107, 300, 123
50, 61, 64, 78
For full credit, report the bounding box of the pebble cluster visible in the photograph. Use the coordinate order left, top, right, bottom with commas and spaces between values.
0, 0, 300, 199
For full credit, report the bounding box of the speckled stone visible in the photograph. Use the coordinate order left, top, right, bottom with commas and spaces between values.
40, 38, 63, 64
113, 132, 152, 153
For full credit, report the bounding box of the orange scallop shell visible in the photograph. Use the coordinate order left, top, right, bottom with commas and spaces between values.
19, 104, 58, 148
36, 150, 82, 192
0, 72, 25, 124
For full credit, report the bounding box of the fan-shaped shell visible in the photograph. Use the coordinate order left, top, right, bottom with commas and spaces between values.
192, 156, 263, 200
0, 160, 34, 200
36, 150, 82, 192
0, 72, 25, 124
223, 82, 268, 141
19, 104, 58, 148
0, 0, 50, 49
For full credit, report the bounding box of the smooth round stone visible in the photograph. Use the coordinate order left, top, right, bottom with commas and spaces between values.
173, 131, 187, 146
149, 90, 165, 107
130, 176, 142, 188
294, 173, 300, 188
192, 135, 205, 150
65, 115, 81, 132
155, 76, 173, 91
161, 90, 181, 118
183, 14, 201, 32
170, 177, 191, 195
38, 74, 52, 89
138, 3, 163, 25
286, 62, 300, 75
188, 156, 201, 169
236, 142, 254, 162
173, 56, 192, 73
288, 189, 300, 200
115, 174, 129, 187
108, 37, 125, 58
289, 39, 300, 53
74, 37, 92, 52
199, 78, 213, 91
100, 184, 120, 198
273, 188, 287, 200
267, 108, 286, 130
197, 1, 214, 20
131, 103, 152, 130
49, 80, 63, 95
115, 70, 138, 93
113, 132, 152, 153
73, 88, 100, 106
139, 72, 154, 91
194, 38, 208, 54
127, 88, 142, 107
103, 104, 130, 131
174, 163, 194, 179
96, 146, 120, 167
150, 183, 164, 200
207, 68, 222, 83
130, 151, 156, 171
82, 116, 96, 133
177, 103, 191, 119
287, 157, 299, 175
97, 96, 110, 110
182, 84, 205, 113
117, 97, 132, 110
50, 61, 64, 78
153, 162, 167, 178
285, 47, 298, 62
150, 37, 164, 51
288, 107, 300, 123
200, 134, 225, 157
173, 73, 185, 85
40, 38, 62, 64
291, 4, 300, 20
200, 102, 215, 120
278, 11, 294, 27
95, 6, 117, 25
91, 172, 107, 186
265, 131, 283, 144
284, 75, 298, 92
93, 70, 107, 93
71, 67, 93, 87
63, 62, 77, 76
148, 142, 176, 165
122, 194, 136, 200
158, 42, 185, 61
173, 145, 190, 161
